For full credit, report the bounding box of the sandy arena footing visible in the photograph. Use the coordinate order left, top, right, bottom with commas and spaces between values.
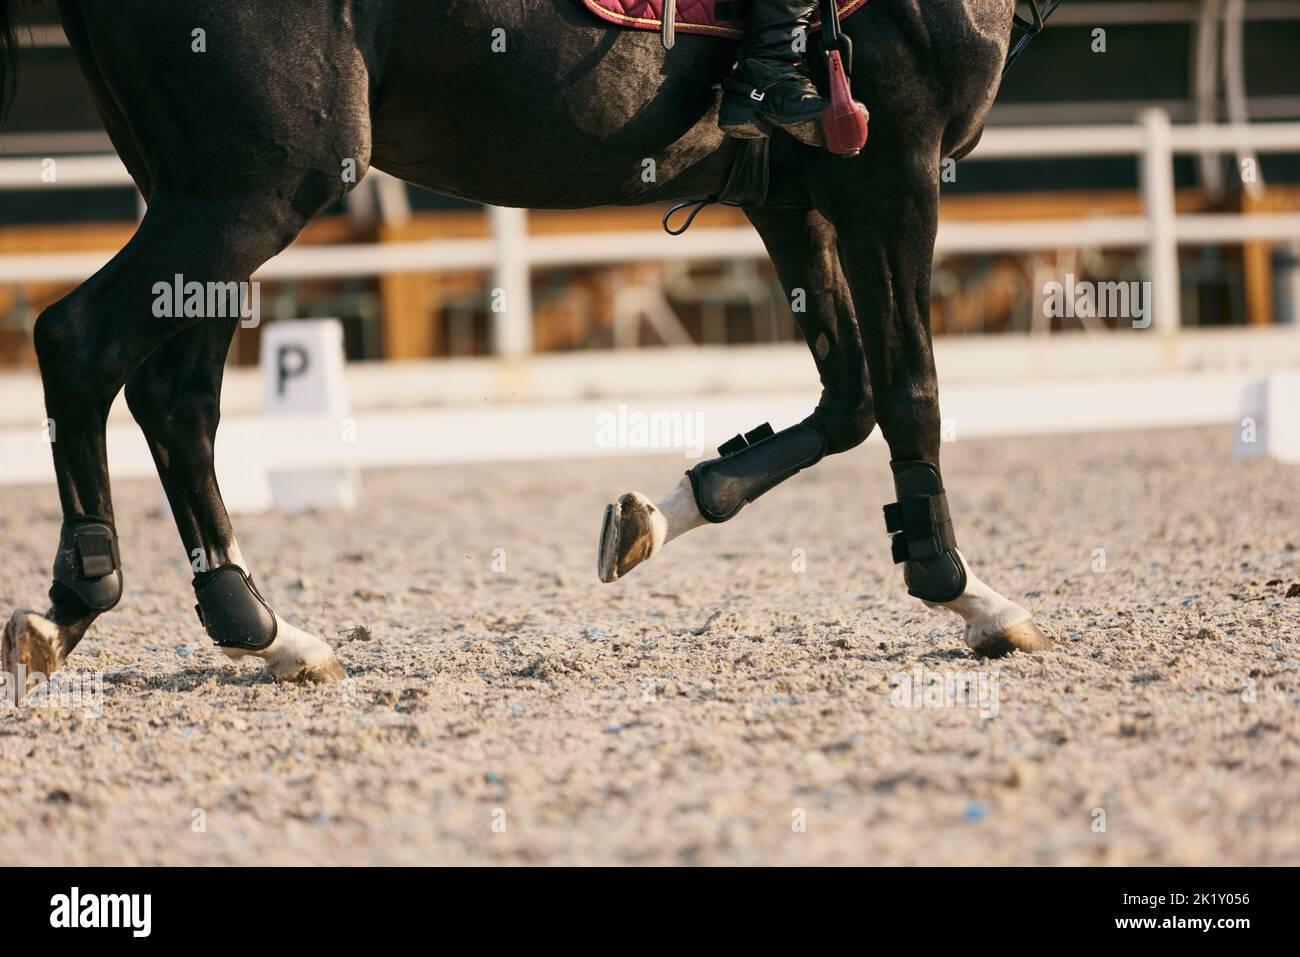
1, 426, 1297, 865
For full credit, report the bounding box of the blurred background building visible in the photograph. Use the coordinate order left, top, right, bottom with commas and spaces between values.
2, 0, 1300, 494
3, 0, 1299, 367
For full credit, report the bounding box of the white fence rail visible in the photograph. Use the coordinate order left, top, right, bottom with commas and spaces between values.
3, 109, 1300, 352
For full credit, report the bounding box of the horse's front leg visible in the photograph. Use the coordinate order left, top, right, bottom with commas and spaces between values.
824, 145, 1049, 657
597, 207, 874, 582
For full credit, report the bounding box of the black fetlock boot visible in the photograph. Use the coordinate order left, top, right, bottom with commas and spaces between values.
719, 0, 830, 146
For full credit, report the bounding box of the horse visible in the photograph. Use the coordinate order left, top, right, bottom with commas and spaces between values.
0, 0, 1049, 685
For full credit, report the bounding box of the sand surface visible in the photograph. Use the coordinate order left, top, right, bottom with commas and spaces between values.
1, 426, 1297, 865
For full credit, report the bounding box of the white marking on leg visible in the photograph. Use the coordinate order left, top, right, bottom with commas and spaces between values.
926, 552, 1031, 630
220, 615, 346, 682
227, 541, 249, 575
213, 537, 345, 681
656, 475, 707, 545
923, 552, 1047, 655
599, 475, 707, 582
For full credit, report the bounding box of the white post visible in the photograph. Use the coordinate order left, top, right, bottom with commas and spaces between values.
1192, 0, 1223, 197
373, 170, 411, 227
1222, 0, 1263, 199
1139, 108, 1181, 336
489, 205, 533, 357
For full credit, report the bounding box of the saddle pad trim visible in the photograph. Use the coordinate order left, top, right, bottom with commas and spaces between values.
581, 0, 870, 41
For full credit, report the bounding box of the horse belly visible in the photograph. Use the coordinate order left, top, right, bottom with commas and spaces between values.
372, 2, 735, 207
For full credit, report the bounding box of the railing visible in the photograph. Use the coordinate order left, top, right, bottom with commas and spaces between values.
2, 109, 1300, 353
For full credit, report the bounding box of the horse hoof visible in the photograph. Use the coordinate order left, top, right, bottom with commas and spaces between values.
598, 491, 664, 583
269, 652, 347, 684
965, 617, 1051, 658
223, 617, 347, 683
3, 609, 67, 684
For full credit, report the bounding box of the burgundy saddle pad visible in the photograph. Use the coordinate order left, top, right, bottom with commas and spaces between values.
581, 0, 869, 41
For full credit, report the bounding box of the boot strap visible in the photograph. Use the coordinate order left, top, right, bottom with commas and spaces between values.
884, 493, 957, 563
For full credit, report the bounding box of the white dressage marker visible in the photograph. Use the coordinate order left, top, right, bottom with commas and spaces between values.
1233, 371, 1300, 465
259, 319, 360, 512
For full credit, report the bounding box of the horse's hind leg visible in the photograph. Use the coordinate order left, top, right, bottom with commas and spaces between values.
822, 141, 1049, 657
598, 207, 874, 582
2, 222, 175, 683
124, 321, 344, 683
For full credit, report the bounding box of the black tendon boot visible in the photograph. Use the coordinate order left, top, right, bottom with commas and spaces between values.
719, 0, 832, 146
884, 461, 968, 604
49, 516, 123, 614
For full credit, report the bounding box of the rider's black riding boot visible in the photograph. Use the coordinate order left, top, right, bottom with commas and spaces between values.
719, 0, 829, 146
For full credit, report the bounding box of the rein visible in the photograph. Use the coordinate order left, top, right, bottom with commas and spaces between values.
1006, 0, 1064, 74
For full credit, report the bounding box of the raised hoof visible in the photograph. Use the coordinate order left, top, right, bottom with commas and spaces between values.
966, 618, 1052, 658
3, 610, 66, 684
598, 491, 662, 584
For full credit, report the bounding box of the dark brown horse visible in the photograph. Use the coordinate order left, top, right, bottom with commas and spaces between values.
0, 0, 1047, 685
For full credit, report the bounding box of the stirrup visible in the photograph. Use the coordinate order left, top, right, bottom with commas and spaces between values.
821, 42, 868, 156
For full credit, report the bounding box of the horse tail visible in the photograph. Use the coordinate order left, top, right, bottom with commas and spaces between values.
0, 0, 20, 127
